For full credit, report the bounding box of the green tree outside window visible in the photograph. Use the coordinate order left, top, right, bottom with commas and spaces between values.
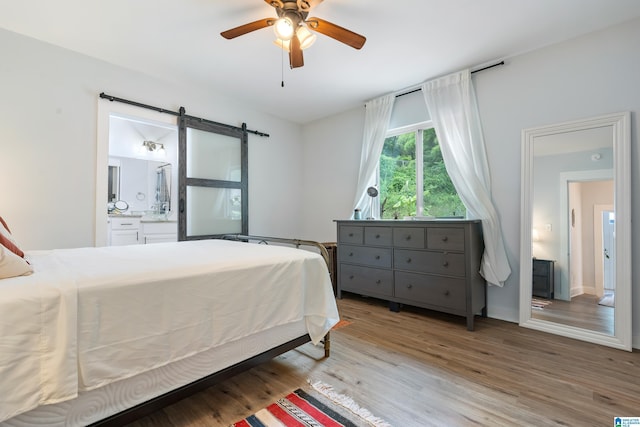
379, 128, 465, 219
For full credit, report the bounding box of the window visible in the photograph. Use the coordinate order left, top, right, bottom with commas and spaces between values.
379, 124, 465, 219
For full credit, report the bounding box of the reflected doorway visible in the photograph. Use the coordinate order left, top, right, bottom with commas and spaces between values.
596, 206, 615, 306
532, 178, 614, 334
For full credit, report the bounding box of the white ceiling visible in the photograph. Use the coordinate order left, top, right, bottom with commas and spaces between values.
2, 0, 640, 124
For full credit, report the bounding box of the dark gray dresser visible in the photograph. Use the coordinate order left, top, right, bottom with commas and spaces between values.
336, 220, 486, 330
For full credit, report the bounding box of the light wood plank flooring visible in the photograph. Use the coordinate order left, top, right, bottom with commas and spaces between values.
127, 294, 639, 427
532, 294, 614, 334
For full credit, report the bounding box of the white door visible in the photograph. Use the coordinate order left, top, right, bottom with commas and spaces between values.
602, 210, 615, 291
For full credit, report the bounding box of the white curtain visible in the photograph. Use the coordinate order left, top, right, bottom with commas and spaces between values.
421, 70, 511, 286
352, 94, 395, 219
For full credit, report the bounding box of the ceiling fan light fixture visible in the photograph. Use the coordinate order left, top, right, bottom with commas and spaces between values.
273, 17, 295, 40
296, 25, 317, 50
274, 38, 291, 52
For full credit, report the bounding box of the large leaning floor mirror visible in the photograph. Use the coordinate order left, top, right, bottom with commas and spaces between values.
519, 112, 632, 351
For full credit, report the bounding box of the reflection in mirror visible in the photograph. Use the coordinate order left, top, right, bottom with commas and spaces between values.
107, 164, 120, 203
519, 112, 631, 351
109, 156, 172, 215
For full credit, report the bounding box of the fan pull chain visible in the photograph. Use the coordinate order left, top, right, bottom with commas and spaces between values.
281, 39, 285, 87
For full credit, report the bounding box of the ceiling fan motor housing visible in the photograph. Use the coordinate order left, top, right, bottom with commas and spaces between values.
276, 1, 310, 24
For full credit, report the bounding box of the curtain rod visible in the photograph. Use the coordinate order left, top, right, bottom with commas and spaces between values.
99, 92, 270, 138
395, 61, 505, 98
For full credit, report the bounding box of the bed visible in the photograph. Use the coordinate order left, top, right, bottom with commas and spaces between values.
0, 236, 338, 426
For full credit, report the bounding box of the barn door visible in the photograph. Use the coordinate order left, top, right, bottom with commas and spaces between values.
178, 111, 248, 240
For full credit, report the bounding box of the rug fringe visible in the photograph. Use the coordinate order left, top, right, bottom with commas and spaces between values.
308, 379, 392, 427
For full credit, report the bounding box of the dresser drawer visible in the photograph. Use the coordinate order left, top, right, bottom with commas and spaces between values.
426, 227, 465, 251
395, 271, 466, 311
364, 227, 392, 246
110, 217, 141, 230
339, 245, 392, 268
340, 264, 393, 297
392, 227, 425, 248
394, 249, 466, 277
339, 225, 364, 244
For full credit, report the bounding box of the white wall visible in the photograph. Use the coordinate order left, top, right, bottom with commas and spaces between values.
300, 18, 640, 344
0, 28, 304, 249
300, 108, 365, 241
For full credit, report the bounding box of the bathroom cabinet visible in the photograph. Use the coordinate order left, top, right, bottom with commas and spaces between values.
108, 217, 177, 245
108, 217, 141, 246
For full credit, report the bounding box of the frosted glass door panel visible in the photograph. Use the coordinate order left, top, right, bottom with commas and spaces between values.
186, 128, 241, 181
186, 186, 242, 236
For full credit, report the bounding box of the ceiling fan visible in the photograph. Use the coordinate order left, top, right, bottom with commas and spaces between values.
220, 0, 366, 69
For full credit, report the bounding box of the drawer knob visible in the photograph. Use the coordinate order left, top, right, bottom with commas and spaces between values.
444, 290, 450, 296
375, 234, 380, 238
442, 261, 449, 267
349, 252, 354, 257
405, 235, 411, 240
406, 284, 413, 289
376, 279, 381, 284
442, 236, 449, 242
375, 255, 380, 260
349, 275, 354, 280
406, 258, 412, 263
349, 233, 354, 237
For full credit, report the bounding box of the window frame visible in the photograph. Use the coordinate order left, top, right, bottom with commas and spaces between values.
379, 120, 465, 219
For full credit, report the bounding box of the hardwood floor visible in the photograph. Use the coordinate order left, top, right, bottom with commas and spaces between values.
532, 294, 614, 334
126, 294, 639, 427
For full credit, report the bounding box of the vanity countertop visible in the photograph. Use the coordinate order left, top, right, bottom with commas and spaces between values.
108, 214, 176, 223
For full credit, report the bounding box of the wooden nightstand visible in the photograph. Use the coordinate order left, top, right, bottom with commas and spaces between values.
532, 259, 554, 299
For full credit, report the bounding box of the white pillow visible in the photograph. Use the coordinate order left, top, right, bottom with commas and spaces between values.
0, 243, 33, 279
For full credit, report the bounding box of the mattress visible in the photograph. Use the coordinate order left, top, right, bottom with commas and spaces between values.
1, 320, 308, 427
0, 239, 338, 424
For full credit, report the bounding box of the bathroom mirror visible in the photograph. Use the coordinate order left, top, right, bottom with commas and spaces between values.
109, 156, 172, 214
519, 112, 631, 351
107, 164, 120, 202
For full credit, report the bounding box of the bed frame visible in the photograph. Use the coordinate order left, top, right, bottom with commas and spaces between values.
88, 235, 332, 427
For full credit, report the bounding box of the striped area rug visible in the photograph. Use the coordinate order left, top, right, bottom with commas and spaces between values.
230, 385, 390, 427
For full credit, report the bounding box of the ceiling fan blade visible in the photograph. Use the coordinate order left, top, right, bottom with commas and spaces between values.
221, 18, 273, 39
306, 17, 366, 49
297, 0, 323, 12
289, 34, 304, 68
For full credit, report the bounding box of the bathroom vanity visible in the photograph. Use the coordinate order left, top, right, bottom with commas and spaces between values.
108, 215, 177, 246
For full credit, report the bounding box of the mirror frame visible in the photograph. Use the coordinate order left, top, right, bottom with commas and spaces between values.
519, 112, 631, 351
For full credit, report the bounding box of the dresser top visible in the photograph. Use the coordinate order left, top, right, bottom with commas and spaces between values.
335, 219, 481, 225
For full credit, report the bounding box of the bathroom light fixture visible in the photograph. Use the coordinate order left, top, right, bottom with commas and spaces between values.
141, 140, 165, 156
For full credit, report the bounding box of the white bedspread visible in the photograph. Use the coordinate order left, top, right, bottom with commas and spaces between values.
0, 253, 78, 422
0, 239, 338, 422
